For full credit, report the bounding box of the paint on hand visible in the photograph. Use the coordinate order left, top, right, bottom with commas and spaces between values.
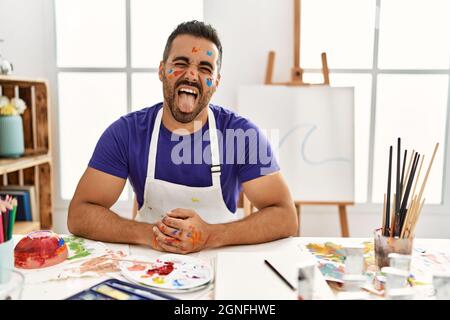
166, 237, 181, 245
171, 229, 179, 236
188, 230, 202, 247
206, 50, 213, 56
206, 78, 213, 87
152, 236, 158, 249
192, 47, 200, 53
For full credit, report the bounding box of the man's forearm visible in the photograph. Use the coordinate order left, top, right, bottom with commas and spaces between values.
206, 204, 298, 248
68, 202, 153, 246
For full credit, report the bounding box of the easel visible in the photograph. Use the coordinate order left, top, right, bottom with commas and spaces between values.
241, 0, 352, 237
264, 0, 329, 86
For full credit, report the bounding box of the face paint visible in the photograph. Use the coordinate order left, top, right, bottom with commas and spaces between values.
173, 70, 184, 77
206, 50, 212, 56
192, 47, 200, 53
206, 78, 213, 87
168, 69, 173, 74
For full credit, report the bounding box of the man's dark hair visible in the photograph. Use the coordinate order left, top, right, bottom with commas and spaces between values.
163, 20, 223, 71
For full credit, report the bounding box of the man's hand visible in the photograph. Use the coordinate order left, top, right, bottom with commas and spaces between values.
153, 208, 211, 254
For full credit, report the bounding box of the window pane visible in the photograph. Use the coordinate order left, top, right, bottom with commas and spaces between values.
304, 73, 372, 203
372, 75, 448, 204
131, 72, 164, 111
378, 0, 450, 69
58, 72, 129, 200
131, 0, 203, 68
55, 0, 126, 67
301, 0, 376, 68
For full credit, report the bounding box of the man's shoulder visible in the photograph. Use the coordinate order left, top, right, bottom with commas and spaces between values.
209, 104, 257, 131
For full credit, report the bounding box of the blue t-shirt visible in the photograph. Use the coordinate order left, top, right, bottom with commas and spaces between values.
88, 103, 279, 212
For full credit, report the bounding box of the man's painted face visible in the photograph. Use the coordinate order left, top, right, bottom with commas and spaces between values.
160, 35, 220, 124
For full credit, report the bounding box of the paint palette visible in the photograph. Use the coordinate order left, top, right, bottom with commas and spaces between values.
120, 254, 212, 292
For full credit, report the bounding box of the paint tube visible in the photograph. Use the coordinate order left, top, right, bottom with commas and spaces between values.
297, 269, 312, 300
374, 274, 386, 291
433, 272, 450, 300
381, 267, 409, 293
297, 262, 315, 300
386, 287, 415, 300
344, 245, 365, 275
343, 274, 366, 292
388, 253, 412, 272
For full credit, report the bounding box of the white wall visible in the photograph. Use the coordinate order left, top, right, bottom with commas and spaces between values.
204, 0, 450, 238
1, 0, 449, 238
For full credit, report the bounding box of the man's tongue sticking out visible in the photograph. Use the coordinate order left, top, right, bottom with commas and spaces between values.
178, 91, 197, 113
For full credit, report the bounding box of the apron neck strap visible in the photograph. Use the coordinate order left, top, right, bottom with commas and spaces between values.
147, 106, 222, 182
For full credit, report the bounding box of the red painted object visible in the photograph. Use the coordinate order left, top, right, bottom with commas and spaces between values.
146, 261, 174, 276
14, 231, 68, 269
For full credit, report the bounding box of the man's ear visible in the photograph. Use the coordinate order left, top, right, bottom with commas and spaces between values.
158, 62, 164, 81
215, 74, 221, 88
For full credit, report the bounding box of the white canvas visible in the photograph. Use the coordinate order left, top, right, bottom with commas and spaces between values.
238, 85, 354, 202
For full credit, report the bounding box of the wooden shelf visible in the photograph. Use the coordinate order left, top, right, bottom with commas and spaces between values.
13, 221, 41, 234
1, 77, 53, 231
0, 153, 52, 175
0, 75, 49, 84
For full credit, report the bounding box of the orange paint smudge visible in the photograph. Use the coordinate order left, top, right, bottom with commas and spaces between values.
128, 264, 146, 271
188, 230, 202, 246
152, 236, 158, 249
192, 47, 200, 53
173, 70, 183, 77
166, 237, 181, 245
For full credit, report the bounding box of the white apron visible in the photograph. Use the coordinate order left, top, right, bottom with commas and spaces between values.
137, 106, 237, 224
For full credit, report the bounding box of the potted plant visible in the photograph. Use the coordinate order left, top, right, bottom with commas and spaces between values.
0, 95, 27, 157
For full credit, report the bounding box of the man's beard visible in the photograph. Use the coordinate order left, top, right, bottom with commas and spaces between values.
162, 76, 213, 124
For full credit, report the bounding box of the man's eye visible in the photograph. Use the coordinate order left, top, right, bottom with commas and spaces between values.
200, 67, 212, 73
175, 63, 187, 67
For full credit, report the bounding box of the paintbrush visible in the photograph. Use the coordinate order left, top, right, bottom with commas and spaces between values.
385, 146, 393, 236
398, 153, 420, 235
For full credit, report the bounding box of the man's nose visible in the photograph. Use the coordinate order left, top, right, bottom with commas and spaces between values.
184, 65, 199, 82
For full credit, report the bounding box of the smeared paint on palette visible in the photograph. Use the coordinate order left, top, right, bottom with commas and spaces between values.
120, 254, 212, 291
146, 261, 174, 276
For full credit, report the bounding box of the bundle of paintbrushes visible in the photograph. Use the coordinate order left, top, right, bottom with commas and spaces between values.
0, 195, 18, 243
381, 138, 439, 239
